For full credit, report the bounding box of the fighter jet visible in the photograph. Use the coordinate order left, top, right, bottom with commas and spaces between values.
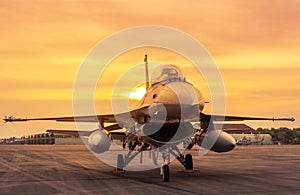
4, 55, 295, 182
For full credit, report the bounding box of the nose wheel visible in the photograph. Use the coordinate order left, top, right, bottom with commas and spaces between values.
161, 164, 170, 182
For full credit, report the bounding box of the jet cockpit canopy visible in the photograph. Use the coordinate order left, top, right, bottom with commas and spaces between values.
151, 65, 189, 85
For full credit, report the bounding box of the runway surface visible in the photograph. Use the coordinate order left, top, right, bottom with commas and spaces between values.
0, 145, 299, 194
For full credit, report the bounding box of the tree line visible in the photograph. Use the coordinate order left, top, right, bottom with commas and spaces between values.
257, 127, 300, 144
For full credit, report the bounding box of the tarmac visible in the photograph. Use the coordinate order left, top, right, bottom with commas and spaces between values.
0, 145, 299, 194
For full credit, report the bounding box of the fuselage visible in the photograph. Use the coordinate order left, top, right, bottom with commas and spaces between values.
137, 65, 205, 122
131, 65, 235, 152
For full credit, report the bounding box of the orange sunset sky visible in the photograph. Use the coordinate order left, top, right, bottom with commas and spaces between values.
0, 0, 300, 137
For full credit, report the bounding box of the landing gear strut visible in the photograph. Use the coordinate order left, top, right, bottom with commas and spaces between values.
114, 154, 125, 173
114, 144, 194, 182
169, 146, 194, 172
159, 146, 194, 182
114, 139, 149, 174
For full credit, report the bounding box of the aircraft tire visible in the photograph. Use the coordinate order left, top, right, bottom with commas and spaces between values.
185, 154, 193, 170
162, 164, 170, 182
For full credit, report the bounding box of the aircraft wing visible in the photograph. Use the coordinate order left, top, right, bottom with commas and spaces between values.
46, 128, 126, 143
4, 106, 149, 125
46, 129, 93, 136
200, 112, 295, 122
4, 105, 141, 143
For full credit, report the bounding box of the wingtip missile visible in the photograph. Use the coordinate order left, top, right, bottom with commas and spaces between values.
3, 116, 28, 122
272, 117, 295, 122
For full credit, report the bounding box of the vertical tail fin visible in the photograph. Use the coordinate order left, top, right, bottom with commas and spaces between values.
144, 54, 150, 90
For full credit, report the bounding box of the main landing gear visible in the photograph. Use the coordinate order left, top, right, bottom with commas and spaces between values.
114, 142, 149, 174
183, 154, 193, 172
168, 146, 194, 172
160, 148, 194, 182
114, 145, 194, 182
114, 154, 125, 174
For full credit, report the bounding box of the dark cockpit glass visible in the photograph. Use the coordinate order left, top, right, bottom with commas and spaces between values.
151, 65, 188, 85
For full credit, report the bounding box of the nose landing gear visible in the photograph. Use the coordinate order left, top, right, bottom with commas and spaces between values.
161, 164, 170, 182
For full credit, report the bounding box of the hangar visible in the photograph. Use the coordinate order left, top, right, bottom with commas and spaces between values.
0, 131, 83, 145
214, 123, 273, 145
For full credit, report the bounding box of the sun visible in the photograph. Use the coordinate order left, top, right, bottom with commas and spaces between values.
125, 86, 146, 100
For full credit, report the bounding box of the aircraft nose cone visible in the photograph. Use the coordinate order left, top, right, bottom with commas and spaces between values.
157, 82, 202, 105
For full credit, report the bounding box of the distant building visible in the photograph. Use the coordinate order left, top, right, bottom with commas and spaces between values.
214, 123, 257, 134
214, 123, 273, 145
46, 130, 84, 145
0, 131, 83, 145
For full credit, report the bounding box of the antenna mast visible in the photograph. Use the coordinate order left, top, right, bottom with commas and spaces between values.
144, 54, 150, 90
